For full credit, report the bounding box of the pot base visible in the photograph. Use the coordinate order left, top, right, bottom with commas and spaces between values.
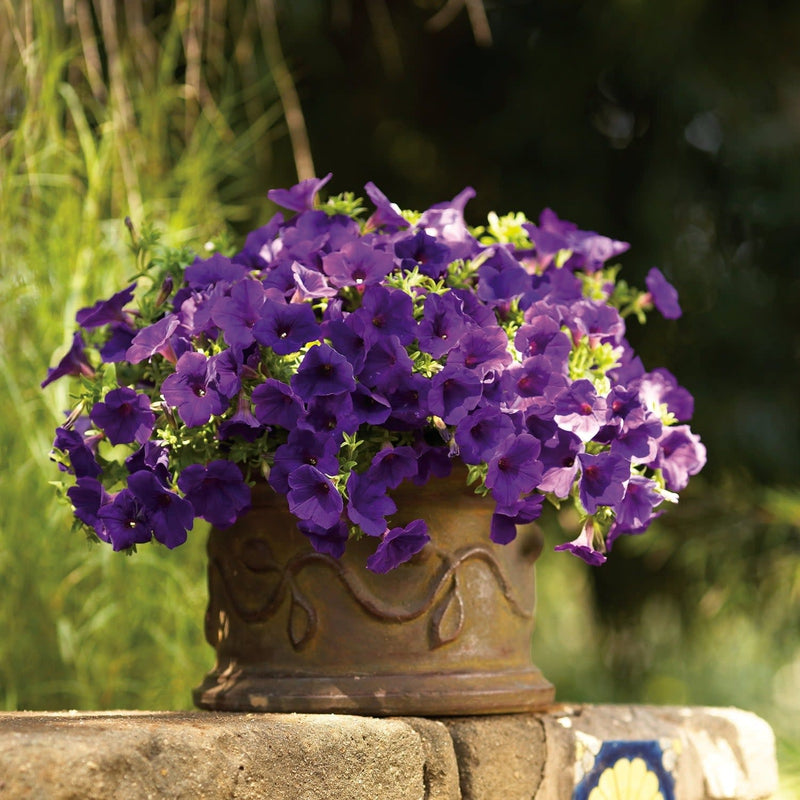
193, 665, 555, 716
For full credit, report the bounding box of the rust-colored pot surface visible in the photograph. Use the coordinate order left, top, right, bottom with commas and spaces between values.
193, 465, 555, 715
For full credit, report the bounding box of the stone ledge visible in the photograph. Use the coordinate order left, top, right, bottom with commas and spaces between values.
0, 705, 778, 800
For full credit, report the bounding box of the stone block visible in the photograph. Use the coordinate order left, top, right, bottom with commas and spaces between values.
441, 713, 546, 799
0, 711, 427, 800
400, 717, 462, 800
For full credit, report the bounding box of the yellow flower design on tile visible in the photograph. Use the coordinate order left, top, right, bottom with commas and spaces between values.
587, 756, 664, 800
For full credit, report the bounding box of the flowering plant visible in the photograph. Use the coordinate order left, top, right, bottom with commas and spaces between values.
44, 175, 705, 572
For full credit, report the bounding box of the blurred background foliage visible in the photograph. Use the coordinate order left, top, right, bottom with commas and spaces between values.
1, 0, 798, 793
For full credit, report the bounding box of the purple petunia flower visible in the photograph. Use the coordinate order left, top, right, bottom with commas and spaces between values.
125, 441, 171, 485
210, 349, 242, 399
351, 384, 392, 426
514, 317, 572, 365
485, 434, 543, 506
52, 427, 101, 479
645, 267, 682, 319
477, 247, 533, 306
218, 392, 265, 442
177, 460, 251, 529
290, 344, 356, 401
577, 451, 630, 514
652, 425, 707, 492
100, 324, 137, 363
385, 373, 431, 427
363, 181, 408, 231
368, 446, 418, 489
607, 476, 664, 542
505, 356, 569, 404
536, 428, 583, 498
252, 379, 304, 429
346, 471, 397, 537
67, 477, 110, 536
359, 336, 414, 394
490, 494, 545, 544
290, 261, 338, 301
235, 212, 286, 269
455, 406, 515, 465
41, 332, 95, 388
565, 229, 630, 274
267, 172, 332, 212
297, 519, 350, 559
322, 239, 395, 288
300, 392, 358, 437
609, 408, 662, 462
394, 229, 452, 279
355, 285, 416, 346
128, 470, 194, 549
161, 351, 230, 427
286, 465, 343, 529
637, 368, 694, 422
253, 298, 321, 355
366, 519, 430, 574
412, 440, 453, 485
126, 314, 182, 365
572, 301, 625, 347
269, 429, 340, 495
184, 253, 250, 290
90, 387, 155, 446
76, 283, 136, 329
447, 326, 512, 379
325, 317, 369, 374
417, 186, 479, 260
417, 292, 468, 359
428, 366, 483, 425
211, 278, 266, 350
97, 489, 152, 551
554, 519, 607, 565
553, 380, 609, 442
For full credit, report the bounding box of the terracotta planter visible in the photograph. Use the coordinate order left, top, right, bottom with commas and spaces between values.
193, 465, 555, 715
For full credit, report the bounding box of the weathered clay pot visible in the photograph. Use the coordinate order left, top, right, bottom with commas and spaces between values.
193, 465, 555, 715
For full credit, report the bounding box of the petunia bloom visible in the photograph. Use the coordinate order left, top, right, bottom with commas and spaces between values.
268, 172, 332, 212
645, 267, 682, 319
577, 451, 630, 514
97, 489, 152, 551
253, 298, 321, 355
128, 470, 194, 549
178, 460, 251, 528
366, 519, 430, 573
161, 351, 230, 427
485, 434, 543, 507
290, 344, 356, 401
76, 283, 136, 329
90, 387, 155, 446
554, 519, 607, 565
286, 465, 343, 529
41, 332, 95, 388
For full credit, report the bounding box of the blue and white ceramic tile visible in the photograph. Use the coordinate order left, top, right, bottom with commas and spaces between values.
572, 738, 678, 800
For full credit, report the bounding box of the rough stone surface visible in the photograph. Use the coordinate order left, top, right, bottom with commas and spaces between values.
0, 711, 426, 800
400, 717, 461, 800
442, 713, 547, 800
0, 705, 778, 800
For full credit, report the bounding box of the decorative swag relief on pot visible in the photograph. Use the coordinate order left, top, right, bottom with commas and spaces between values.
195, 466, 552, 714
43, 175, 706, 715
